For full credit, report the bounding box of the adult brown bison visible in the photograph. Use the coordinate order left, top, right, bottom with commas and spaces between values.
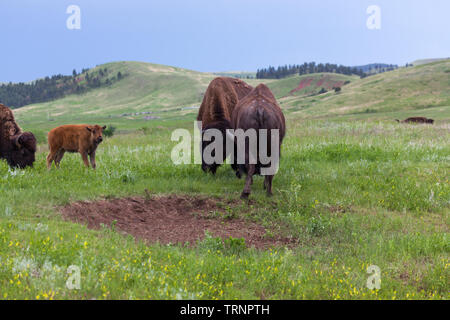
47, 124, 106, 169
0, 103, 37, 168
231, 84, 286, 199
197, 77, 253, 174
396, 117, 434, 124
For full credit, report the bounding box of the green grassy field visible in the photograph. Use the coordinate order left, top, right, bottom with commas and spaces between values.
0, 60, 449, 300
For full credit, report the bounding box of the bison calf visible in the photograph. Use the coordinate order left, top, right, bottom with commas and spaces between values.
47, 124, 106, 169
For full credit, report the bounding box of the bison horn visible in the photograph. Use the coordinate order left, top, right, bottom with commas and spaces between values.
14, 134, 23, 149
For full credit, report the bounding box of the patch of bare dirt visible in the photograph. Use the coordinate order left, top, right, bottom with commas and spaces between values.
60, 195, 295, 249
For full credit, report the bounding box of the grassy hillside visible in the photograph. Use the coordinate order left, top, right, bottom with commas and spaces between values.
15, 60, 449, 136
14, 61, 216, 131
253, 73, 357, 98
10, 62, 360, 146
280, 60, 450, 121
13, 62, 358, 133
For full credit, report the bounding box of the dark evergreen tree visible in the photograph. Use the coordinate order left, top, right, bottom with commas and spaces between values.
0, 65, 125, 108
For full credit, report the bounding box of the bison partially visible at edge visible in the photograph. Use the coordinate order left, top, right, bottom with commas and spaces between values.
231, 84, 286, 199
0, 103, 37, 168
47, 124, 106, 169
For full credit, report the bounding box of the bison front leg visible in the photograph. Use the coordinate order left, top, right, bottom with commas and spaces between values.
89, 151, 97, 169
80, 152, 90, 168
241, 164, 255, 199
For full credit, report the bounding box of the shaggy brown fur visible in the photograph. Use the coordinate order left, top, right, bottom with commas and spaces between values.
197, 77, 253, 175
47, 124, 106, 169
0, 104, 37, 168
396, 117, 434, 124
197, 77, 253, 125
231, 84, 286, 199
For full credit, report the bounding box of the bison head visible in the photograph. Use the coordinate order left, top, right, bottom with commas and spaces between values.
86, 125, 107, 145
201, 120, 234, 175
7, 132, 37, 168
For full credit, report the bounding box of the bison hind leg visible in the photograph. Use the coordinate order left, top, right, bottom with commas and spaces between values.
46, 149, 59, 170
231, 163, 242, 179
55, 150, 65, 168
264, 175, 274, 197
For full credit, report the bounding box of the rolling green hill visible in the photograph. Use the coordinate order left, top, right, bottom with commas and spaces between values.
14, 62, 357, 131
281, 59, 450, 121
13, 59, 450, 133
255, 73, 357, 98
14, 61, 216, 131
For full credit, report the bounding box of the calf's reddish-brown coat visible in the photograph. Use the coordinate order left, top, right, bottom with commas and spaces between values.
47, 124, 106, 169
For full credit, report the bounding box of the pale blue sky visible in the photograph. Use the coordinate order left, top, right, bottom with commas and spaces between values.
1, 0, 449, 82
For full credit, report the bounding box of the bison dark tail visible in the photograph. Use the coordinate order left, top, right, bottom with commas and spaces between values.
395, 119, 400, 123
256, 108, 266, 128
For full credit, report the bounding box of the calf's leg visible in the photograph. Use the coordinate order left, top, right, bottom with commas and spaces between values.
46, 149, 59, 169
55, 150, 65, 168
80, 152, 90, 168
89, 150, 96, 169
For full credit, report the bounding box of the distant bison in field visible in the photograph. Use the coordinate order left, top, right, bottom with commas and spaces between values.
231, 84, 286, 199
47, 124, 106, 169
197, 77, 253, 175
396, 117, 434, 124
0, 103, 37, 168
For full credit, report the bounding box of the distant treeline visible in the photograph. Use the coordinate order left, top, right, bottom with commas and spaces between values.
256, 62, 399, 79
0, 68, 126, 108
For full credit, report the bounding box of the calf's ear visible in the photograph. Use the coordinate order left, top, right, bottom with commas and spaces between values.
86, 127, 92, 132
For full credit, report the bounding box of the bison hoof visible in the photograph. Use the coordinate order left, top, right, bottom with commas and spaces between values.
240, 192, 250, 200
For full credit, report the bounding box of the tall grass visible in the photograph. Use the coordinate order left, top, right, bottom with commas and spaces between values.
0, 119, 448, 299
